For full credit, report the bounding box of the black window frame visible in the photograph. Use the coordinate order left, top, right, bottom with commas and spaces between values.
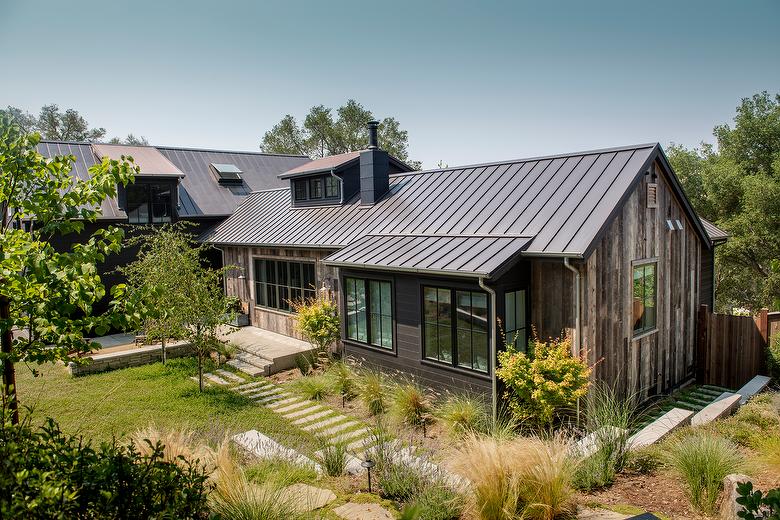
253, 258, 316, 313
292, 175, 340, 203
504, 289, 528, 353
125, 181, 175, 225
344, 276, 394, 350
632, 261, 657, 337
422, 285, 490, 374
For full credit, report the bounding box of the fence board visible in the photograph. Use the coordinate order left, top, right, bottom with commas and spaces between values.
696, 305, 768, 389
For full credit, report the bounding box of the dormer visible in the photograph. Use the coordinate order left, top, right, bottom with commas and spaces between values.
92, 143, 185, 224
277, 121, 415, 207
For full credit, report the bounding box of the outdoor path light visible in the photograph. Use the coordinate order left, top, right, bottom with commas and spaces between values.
361, 459, 375, 493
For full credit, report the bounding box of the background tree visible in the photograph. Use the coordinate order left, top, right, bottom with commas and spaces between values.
260, 99, 421, 169
108, 133, 150, 145
0, 116, 136, 423
667, 92, 780, 311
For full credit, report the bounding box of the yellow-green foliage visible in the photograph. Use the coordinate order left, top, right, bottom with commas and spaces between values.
291, 296, 340, 353
496, 334, 590, 425
768, 334, 780, 381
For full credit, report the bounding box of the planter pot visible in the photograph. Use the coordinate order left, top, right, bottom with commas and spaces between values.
229, 313, 250, 327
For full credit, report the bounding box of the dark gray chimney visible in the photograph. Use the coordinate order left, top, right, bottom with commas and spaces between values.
360, 120, 389, 205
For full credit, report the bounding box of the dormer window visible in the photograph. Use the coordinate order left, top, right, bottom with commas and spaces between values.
126, 181, 174, 224
293, 175, 340, 204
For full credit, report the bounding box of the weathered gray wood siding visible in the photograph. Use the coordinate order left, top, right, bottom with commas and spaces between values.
221, 246, 339, 340
531, 161, 702, 400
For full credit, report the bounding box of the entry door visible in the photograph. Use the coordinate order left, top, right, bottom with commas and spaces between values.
504, 289, 528, 353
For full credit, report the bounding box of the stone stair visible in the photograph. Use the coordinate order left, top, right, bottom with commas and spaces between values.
223, 326, 316, 377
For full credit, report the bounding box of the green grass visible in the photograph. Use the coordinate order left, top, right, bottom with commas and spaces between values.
14, 358, 319, 454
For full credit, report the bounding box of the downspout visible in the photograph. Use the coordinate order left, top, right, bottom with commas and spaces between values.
329, 169, 343, 204
563, 257, 581, 357
478, 277, 498, 422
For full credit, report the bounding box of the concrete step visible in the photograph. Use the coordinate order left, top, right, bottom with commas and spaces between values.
267, 396, 305, 409
216, 369, 245, 383
302, 415, 348, 432
734, 375, 771, 405
275, 399, 316, 414
691, 393, 741, 426
204, 373, 231, 385
244, 386, 281, 399
283, 404, 326, 420
291, 409, 334, 425
316, 420, 360, 438
629, 407, 693, 450
330, 427, 371, 445
227, 358, 271, 377
236, 381, 270, 393
254, 392, 289, 404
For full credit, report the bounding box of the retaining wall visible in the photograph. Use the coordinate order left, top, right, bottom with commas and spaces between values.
68, 341, 193, 376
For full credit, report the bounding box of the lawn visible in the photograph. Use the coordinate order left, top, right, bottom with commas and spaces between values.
14, 357, 319, 454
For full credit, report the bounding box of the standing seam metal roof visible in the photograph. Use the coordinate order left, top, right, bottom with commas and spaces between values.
36, 141, 311, 219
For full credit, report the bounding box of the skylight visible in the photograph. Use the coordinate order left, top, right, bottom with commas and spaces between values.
210, 163, 243, 184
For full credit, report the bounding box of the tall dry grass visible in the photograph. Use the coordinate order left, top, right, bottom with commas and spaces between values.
449, 433, 579, 520
130, 425, 215, 470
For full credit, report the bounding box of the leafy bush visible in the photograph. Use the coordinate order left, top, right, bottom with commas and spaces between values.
436, 393, 490, 437
390, 380, 434, 428
328, 360, 358, 401
450, 433, 579, 520
736, 481, 780, 520
0, 414, 210, 518
664, 432, 743, 514
291, 374, 332, 400
574, 383, 637, 490
291, 296, 340, 361
768, 334, 780, 382
359, 370, 389, 415
496, 333, 590, 425
316, 438, 348, 477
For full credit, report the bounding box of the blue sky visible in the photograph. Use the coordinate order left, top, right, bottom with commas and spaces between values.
1, 0, 778, 168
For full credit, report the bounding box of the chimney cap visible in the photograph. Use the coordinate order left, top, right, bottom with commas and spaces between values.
367, 120, 379, 149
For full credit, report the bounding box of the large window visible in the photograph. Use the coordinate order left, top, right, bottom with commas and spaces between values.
423, 287, 488, 373
632, 262, 657, 336
293, 175, 340, 203
504, 289, 527, 352
254, 259, 315, 312
126, 182, 174, 224
345, 277, 393, 349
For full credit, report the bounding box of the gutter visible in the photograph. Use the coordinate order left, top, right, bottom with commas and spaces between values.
329, 169, 344, 205
478, 277, 498, 422
563, 257, 581, 357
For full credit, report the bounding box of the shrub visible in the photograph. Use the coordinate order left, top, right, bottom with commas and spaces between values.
316, 438, 348, 477
378, 460, 426, 501
130, 425, 214, 469
736, 481, 780, 520
390, 380, 434, 428
751, 434, 780, 473
664, 432, 743, 514
408, 483, 465, 520
0, 414, 210, 518
359, 370, 389, 415
449, 433, 579, 520
768, 334, 780, 382
436, 393, 490, 437
625, 446, 663, 474
291, 296, 340, 362
328, 360, 358, 401
291, 374, 332, 400
574, 383, 637, 490
496, 332, 590, 426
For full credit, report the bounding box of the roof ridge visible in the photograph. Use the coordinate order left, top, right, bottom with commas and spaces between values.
391, 142, 660, 177
38, 139, 309, 159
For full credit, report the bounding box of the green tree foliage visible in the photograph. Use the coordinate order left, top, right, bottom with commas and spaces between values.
260, 99, 421, 169
119, 223, 233, 390
0, 116, 136, 422
495, 333, 590, 426
108, 133, 150, 145
291, 296, 340, 364
667, 92, 780, 311
0, 411, 210, 518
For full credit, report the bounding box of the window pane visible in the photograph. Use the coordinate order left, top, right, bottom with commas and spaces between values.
309, 178, 323, 199
303, 263, 315, 290
266, 260, 276, 285
294, 180, 307, 200
424, 288, 438, 322
505, 292, 516, 331
346, 278, 357, 340
633, 263, 657, 334
151, 184, 172, 223
126, 184, 149, 224
424, 321, 438, 360
457, 327, 472, 369
278, 261, 289, 286
325, 176, 339, 198
644, 264, 656, 329
438, 325, 452, 362
381, 316, 392, 348
473, 331, 488, 372
290, 262, 301, 289
266, 284, 277, 309
354, 279, 367, 342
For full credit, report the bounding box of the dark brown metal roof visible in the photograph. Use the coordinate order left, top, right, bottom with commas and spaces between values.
278, 151, 360, 179
208, 143, 699, 266
700, 217, 728, 242
37, 141, 310, 219
324, 234, 533, 277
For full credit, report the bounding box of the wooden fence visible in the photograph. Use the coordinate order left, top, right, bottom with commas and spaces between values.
696, 305, 769, 390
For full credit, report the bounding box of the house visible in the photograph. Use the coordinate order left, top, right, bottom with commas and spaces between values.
206, 122, 727, 404
37, 140, 310, 306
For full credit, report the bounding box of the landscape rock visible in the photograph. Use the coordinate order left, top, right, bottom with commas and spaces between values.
333, 502, 394, 520
279, 483, 336, 512
720, 473, 751, 520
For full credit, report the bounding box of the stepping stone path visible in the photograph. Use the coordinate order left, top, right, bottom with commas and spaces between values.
197, 372, 379, 467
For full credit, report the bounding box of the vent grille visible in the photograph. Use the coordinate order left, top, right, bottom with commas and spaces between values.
647, 182, 658, 208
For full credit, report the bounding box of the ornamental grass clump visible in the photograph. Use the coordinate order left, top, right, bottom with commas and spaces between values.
358, 370, 389, 415
450, 433, 580, 520
389, 379, 434, 429
436, 393, 490, 437
316, 438, 348, 477
130, 425, 215, 471
664, 432, 743, 514
327, 360, 358, 402
496, 332, 590, 426
290, 373, 332, 400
